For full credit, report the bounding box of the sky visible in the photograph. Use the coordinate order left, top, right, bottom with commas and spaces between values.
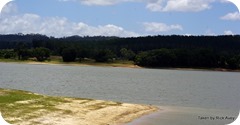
0, 0, 240, 37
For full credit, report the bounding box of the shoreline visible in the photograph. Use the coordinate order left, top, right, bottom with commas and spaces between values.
127, 106, 237, 125
1, 88, 238, 125
0, 88, 158, 125
0, 59, 142, 69
0, 60, 239, 72
26, 61, 142, 69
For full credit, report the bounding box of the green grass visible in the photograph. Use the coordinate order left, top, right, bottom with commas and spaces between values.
0, 56, 136, 68
0, 89, 41, 103
0, 88, 124, 124
0, 89, 69, 124
0, 88, 157, 125
87, 101, 122, 111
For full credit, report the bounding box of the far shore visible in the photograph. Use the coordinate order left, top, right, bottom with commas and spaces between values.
0, 58, 239, 72
26, 61, 142, 69
0, 58, 141, 69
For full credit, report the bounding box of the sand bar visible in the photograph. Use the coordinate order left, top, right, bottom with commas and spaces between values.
0, 89, 158, 125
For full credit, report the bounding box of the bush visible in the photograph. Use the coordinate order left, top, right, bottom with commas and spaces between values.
135, 49, 176, 67
120, 48, 136, 60
94, 49, 115, 62
62, 48, 77, 62
0, 50, 16, 59
33, 47, 50, 61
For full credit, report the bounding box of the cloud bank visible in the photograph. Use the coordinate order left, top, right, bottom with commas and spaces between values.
0, 1, 238, 37
0, 13, 139, 37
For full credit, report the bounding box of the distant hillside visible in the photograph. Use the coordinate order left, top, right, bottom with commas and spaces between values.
0, 34, 239, 51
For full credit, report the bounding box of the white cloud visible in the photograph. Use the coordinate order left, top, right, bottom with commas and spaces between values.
58, 0, 73, 1
59, 0, 139, 6
205, 29, 216, 36
146, 0, 215, 12
143, 22, 183, 32
146, 0, 163, 12
219, 0, 229, 3
81, 0, 124, 6
60, 0, 215, 12
183, 33, 193, 36
224, 30, 234, 35
0, 13, 139, 37
221, 12, 240, 21
1, 2, 17, 15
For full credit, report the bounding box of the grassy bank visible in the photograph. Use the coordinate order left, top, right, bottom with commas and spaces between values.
0, 88, 157, 125
0, 57, 140, 68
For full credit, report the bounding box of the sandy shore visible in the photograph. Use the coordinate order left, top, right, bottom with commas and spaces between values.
15, 99, 158, 125
0, 89, 158, 125
39, 100, 156, 125
27, 61, 141, 68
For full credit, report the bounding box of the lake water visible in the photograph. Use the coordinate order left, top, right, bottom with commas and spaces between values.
0, 63, 239, 114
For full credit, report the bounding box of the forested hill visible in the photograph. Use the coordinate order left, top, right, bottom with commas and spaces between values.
0, 34, 116, 49
0, 34, 240, 51
117, 35, 240, 52
0, 34, 240, 69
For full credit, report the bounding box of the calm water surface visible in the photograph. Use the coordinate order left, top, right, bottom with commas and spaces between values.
0, 63, 239, 111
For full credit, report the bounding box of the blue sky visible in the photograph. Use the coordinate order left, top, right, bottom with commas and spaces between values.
0, 0, 240, 37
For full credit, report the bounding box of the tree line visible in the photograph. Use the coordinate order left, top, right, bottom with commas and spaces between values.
0, 34, 240, 69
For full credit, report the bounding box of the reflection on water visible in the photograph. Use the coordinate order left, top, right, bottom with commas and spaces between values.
0, 63, 239, 111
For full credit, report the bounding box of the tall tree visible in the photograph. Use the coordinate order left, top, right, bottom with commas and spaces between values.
33, 47, 50, 61
61, 48, 77, 62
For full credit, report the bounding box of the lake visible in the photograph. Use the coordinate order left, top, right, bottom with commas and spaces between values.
0, 62, 239, 124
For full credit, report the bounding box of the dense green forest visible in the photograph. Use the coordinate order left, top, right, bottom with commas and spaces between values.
0, 34, 240, 69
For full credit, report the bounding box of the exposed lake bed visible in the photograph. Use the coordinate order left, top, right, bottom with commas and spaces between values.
0, 62, 239, 125
0, 88, 157, 125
